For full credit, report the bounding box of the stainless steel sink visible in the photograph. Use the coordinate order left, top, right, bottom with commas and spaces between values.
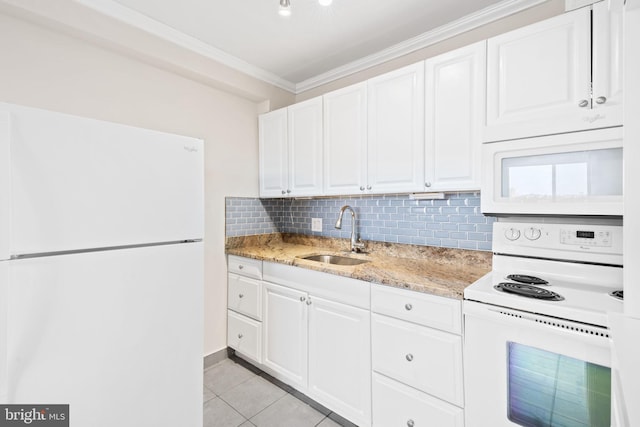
300, 254, 369, 266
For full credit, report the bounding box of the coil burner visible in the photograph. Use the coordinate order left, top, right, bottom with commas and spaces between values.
494, 282, 564, 301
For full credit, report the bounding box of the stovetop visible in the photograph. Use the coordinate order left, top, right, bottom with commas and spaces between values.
464, 221, 624, 328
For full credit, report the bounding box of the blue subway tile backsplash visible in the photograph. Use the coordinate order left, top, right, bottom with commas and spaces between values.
225, 192, 495, 251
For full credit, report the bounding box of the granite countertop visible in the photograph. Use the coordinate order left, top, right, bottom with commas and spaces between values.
226, 233, 492, 300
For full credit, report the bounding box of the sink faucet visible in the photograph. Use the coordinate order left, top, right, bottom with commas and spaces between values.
335, 205, 366, 253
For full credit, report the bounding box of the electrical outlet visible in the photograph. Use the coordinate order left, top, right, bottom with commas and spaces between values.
311, 218, 322, 232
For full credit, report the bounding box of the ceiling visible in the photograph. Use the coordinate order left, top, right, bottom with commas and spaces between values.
101, 0, 547, 92
0, 0, 549, 94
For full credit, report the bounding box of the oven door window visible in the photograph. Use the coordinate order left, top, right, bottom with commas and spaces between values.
501, 148, 622, 201
507, 342, 611, 427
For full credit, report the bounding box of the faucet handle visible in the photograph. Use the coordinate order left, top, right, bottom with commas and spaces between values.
352, 239, 366, 253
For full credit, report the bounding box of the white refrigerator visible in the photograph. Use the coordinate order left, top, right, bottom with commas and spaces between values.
0, 102, 204, 426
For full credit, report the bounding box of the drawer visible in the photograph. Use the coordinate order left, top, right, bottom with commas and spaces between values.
227, 310, 262, 364
228, 255, 262, 279
228, 273, 262, 320
371, 284, 461, 334
371, 313, 463, 406
372, 372, 463, 427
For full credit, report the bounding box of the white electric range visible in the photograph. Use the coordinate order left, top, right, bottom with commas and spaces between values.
464, 221, 623, 427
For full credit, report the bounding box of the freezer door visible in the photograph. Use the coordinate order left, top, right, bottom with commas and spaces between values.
4, 243, 203, 427
2, 102, 203, 256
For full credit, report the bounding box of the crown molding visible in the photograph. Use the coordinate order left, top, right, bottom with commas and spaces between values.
2, 0, 548, 96
74, 0, 297, 93
295, 0, 548, 93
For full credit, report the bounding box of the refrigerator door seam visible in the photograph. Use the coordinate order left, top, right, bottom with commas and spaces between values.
10, 239, 203, 260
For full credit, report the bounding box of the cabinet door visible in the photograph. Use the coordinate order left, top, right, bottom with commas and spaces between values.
425, 41, 485, 192
308, 296, 371, 427
262, 282, 308, 390
485, 7, 592, 142
288, 98, 323, 197
259, 108, 288, 197
592, 0, 623, 126
368, 63, 425, 193
323, 83, 368, 196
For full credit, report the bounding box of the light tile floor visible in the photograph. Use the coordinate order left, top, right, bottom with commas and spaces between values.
203, 356, 356, 427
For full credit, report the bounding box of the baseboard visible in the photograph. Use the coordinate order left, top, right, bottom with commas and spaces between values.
203, 347, 229, 370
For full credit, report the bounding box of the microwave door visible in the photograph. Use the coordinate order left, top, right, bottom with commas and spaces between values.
481, 127, 623, 216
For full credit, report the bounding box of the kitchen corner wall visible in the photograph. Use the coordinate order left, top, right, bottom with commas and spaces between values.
226, 192, 495, 251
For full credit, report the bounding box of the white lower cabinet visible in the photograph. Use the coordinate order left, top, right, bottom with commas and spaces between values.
227, 310, 262, 363
227, 256, 264, 364
308, 295, 371, 426
371, 284, 464, 426
262, 281, 309, 390
261, 262, 372, 427
373, 372, 464, 427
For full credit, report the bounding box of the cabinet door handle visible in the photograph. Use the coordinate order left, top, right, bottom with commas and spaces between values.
286, 189, 291, 194
360, 186, 365, 191
407, 420, 415, 427
406, 353, 414, 362
578, 99, 589, 108
595, 96, 607, 104
367, 185, 372, 190
405, 303, 413, 311
300, 296, 306, 302
237, 333, 243, 339
425, 182, 432, 188
281, 190, 286, 195
306, 299, 312, 305
238, 265, 244, 270
238, 293, 244, 299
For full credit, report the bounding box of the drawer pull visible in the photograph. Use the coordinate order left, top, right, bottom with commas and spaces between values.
238, 293, 244, 298
237, 333, 243, 339
306, 299, 312, 305
404, 303, 413, 311
407, 420, 415, 427
300, 296, 306, 302
238, 265, 244, 270
406, 353, 414, 362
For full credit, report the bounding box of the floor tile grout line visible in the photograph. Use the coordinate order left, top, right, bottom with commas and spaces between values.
209, 355, 354, 426
244, 391, 291, 424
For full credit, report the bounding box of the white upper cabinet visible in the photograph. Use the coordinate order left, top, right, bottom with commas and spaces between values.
323, 83, 368, 195
424, 41, 486, 192
592, 0, 623, 123
484, 4, 622, 142
259, 108, 288, 197
288, 98, 323, 196
259, 98, 323, 198
367, 62, 425, 194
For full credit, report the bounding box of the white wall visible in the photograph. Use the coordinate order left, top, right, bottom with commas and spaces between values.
0, 12, 293, 357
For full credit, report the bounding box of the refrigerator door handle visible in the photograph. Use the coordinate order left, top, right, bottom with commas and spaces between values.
0, 111, 10, 261
0, 263, 8, 403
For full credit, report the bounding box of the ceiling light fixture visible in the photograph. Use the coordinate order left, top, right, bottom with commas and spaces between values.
278, 0, 291, 16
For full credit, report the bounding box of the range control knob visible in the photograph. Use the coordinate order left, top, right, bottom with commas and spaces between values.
524, 227, 542, 241
504, 227, 521, 241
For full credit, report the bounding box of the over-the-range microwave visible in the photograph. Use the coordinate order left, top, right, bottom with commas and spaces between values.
481, 127, 623, 216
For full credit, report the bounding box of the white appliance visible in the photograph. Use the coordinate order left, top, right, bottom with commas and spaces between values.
0, 103, 204, 426
481, 126, 623, 215
464, 221, 623, 427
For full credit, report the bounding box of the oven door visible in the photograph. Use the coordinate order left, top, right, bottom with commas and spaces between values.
481, 127, 622, 215
464, 300, 614, 427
